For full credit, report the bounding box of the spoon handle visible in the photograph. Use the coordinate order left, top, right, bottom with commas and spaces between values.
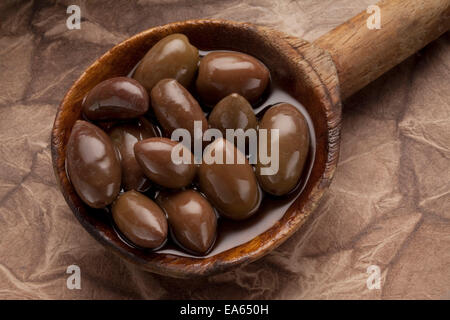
314, 0, 450, 100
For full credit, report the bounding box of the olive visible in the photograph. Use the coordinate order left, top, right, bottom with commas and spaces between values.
82, 77, 148, 121
66, 120, 121, 208
208, 93, 257, 135
133, 34, 199, 93
196, 51, 270, 106
112, 191, 168, 249
198, 138, 261, 220
256, 103, 310, 196
150, 78, 208, 145
157, 190, 217, 255
134, 137, 196, 189
108, 118, 159, 192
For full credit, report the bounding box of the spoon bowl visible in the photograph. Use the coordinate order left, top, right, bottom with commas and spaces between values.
51, 20, 341, 278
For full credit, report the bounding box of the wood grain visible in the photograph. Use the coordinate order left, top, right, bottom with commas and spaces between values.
314, 0, 450, 99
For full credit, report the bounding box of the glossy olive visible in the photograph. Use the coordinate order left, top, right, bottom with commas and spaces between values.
208, 93, 257, 136
198, 138, 261, 220
157, 190, 217, 255
133, 34, 199, 93
82, 77, 149, 121
108, 118, 159, 192
134, 137, 196, 189
66, 120, 121, 208
256, 103, 310, 196
112, 191, 168, 249
196, 51, 270, 106
150, 79, 208, 142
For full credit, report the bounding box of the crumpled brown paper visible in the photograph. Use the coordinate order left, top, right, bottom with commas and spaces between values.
0, 0, 448, 299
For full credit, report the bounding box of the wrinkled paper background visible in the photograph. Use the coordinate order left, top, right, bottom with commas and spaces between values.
0, 0, 449, 299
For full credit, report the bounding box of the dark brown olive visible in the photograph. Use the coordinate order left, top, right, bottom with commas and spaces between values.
112, 191, 168, 249
82, 77, 149, 121
157, 190, 217, 255
198, 138, 261, 220
256, 103, 310, 196
196, 51, 270, 106
150, 79, 208, 143
133, 34, 199, 93
108, 118, 159, 192
134, 137, 196, 189
208, 93, 257, 136
66, 120, 121, 208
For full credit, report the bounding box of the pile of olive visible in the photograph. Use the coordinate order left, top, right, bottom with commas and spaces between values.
66, 34, 310, 256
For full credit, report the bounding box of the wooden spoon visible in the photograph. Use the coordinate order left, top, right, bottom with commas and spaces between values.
51, 0, 449, 278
